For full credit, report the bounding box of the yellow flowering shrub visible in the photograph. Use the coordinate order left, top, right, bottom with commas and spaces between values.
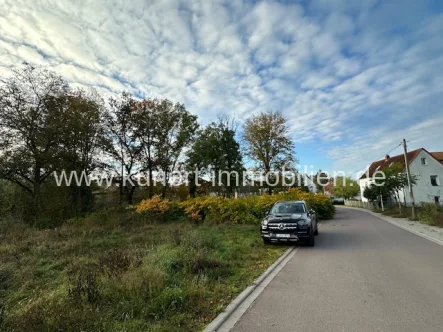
134, 187, 335, 223
178, 189, 335, 224
136, 195, 170, 214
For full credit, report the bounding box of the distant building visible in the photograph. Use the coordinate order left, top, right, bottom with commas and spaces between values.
303, 175, 318, 193
359, 148, 443, 205
323, 181, 334, 196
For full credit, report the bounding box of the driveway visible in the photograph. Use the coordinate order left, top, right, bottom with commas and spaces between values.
231, 207, 443, 332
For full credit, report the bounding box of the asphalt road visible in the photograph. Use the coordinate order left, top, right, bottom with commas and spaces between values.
232, 207, 443, 332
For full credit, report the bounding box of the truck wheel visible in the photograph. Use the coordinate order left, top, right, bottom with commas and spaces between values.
314, 228, 319, 236
307, 233, 315, 247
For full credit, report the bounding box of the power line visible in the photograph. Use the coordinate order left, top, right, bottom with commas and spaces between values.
350, 143, 402, 177
402, 139, 416, 219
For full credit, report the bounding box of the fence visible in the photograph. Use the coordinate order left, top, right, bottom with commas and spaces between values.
344, 199, 399, 210
344, 200, 375, 209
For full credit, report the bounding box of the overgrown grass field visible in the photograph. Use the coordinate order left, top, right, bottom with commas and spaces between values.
0, 209, 287, 331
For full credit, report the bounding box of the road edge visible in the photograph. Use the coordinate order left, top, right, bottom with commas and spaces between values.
202, 245, 299, 332
340, 206, 443, 247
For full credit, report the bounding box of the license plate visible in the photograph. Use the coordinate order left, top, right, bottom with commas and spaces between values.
275, 234, 290, 238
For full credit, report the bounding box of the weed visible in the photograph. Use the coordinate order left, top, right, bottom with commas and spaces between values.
170, 229, 183, 246
0, 269, 9, 293
67, 264, 101, 305
0, 301, 4, 327
99, 249, 132, 277
189, 249, 222, 275
418, 203, 443, 227
0, 208, 286, 331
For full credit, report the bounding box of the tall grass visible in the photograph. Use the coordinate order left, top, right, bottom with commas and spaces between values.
379, 203, 443, 227
0, 208, 286, 331
417, 203, 443, 227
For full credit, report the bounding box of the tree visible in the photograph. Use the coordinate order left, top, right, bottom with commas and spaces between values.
62, 89, 105, 174
103, 93, 143, 205
0, 66, 70, 217
363, 184, 379, 202
363, 162, 417, 213
330, 176, 360, 199
187, 116, 243, 197
154, 99, 198, 198
61, 89, 106, 214
242, 110, 295, 194
313, 170, 330, 192
379, 162, 417, 213
132, 99, 160, 198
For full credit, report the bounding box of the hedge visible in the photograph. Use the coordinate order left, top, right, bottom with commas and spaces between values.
135, 189, 335, 224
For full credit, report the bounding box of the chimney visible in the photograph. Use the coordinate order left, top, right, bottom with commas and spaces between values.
385, 154, 390, 161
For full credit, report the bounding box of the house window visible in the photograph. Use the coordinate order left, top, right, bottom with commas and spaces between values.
430, 175, 440, 186
421, 157, 427, 165
435, 196, 440, 204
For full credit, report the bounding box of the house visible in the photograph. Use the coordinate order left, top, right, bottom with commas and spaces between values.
359, 148, 443, 205
323, 181, 334, 196
303, 175, 318, 193
431, 152, 443, 164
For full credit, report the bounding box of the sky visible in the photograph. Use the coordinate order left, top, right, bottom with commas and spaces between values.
1, 0, 443, 176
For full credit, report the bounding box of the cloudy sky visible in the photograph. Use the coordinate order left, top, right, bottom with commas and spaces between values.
1, 0, 442, 175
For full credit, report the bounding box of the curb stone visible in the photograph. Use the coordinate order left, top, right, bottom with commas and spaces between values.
202, 245, 298, 332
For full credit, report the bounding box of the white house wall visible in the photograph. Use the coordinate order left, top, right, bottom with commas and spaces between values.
359, 150, 443, 205
407, 150, 443, 205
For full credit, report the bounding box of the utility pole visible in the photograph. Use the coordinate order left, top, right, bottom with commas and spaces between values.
402, 139, 416, 219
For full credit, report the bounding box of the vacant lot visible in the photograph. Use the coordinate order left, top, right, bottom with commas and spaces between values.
0, 209, 287, 332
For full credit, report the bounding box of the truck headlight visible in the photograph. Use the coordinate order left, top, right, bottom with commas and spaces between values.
262, 218, 268, 226
298, 219, 310, 226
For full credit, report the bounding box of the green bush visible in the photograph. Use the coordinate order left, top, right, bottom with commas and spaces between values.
166, 201, 186, 221
177, 188, 335, 224
133, 188, 335, 224
418, 203, 443, 227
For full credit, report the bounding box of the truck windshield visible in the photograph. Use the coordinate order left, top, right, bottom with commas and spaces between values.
270, 203, 306, 214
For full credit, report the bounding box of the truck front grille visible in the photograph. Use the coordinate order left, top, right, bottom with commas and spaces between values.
268, 223, 298, 230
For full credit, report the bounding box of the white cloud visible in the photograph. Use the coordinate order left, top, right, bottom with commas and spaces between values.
0, 0, 442, 172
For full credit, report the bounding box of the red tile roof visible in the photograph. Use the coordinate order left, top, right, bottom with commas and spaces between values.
360, 148, 443, 179
431, 152, 443, 163
360, 148, 422, 179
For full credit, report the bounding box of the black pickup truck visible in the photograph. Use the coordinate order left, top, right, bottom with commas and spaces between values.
260, 200, 318, 246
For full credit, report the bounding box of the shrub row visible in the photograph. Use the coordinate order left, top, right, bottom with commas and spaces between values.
136, 189, 335, 224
